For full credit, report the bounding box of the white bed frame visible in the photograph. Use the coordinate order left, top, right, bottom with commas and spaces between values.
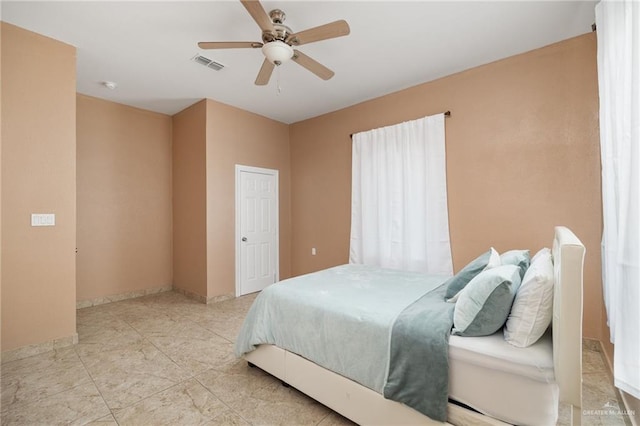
245, 226, 585, 425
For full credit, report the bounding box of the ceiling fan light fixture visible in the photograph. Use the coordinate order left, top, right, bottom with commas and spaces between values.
262, 40, 293, 65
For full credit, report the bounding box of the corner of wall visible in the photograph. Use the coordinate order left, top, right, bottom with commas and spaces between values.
171, 100, 208, 300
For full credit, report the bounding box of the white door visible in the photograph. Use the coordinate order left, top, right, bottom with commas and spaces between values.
235, 165, 279, 296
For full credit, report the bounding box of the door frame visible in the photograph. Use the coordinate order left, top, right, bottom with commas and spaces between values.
235, 164, 280, 297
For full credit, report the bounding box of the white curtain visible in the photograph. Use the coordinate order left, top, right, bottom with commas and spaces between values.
349, 114, 453, 275
596, 0, 640, 399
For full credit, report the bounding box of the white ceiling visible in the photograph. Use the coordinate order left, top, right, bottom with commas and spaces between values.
2, 1, 596, 124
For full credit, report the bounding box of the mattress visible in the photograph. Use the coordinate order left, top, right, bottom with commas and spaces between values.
448, 329, 559, 426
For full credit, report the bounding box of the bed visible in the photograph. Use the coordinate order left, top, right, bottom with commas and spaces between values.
236, 226, 585, 425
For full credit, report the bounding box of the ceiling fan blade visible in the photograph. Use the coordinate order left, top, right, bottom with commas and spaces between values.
292, 50, 335, 80
198, 41, 262, 49
288, 20, 350, 46
255, 59, 275, 85
240, 0, 275, 33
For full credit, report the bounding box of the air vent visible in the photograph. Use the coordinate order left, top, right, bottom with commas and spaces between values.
192, 54, 225, 71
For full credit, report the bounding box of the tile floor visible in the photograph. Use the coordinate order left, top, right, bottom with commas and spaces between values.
0, 290, 634, 425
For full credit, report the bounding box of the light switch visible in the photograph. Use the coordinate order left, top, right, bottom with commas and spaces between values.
311, 247, 317, 256
31, 213, 55, 227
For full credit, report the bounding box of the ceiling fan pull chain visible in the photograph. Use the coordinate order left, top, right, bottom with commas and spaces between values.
277, 65, 282, 95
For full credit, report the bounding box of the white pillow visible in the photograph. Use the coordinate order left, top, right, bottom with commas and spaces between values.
504, 248, 554, 347
530, 247, 550, 264
487, 247, 502, 268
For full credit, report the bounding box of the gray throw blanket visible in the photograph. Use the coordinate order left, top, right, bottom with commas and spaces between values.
383, 283, 455, 422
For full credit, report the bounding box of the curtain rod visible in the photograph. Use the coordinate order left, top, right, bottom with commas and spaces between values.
349, 111, 451, 139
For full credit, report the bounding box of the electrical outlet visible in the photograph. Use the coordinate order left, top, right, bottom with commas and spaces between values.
311, 247, 317, 256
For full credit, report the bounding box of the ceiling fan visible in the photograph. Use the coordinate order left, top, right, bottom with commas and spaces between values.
198, 0, 350, 85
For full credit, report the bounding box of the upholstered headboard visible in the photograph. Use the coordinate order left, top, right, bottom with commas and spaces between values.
552, 226, 585, 418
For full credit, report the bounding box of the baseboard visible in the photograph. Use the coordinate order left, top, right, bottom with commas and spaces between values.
206, 293, 235, 304
582, 337, 602, 353
172, 286, 207, 303
172, 287, 234, 305
76, 285, 173, 309
1, 333, 78, 364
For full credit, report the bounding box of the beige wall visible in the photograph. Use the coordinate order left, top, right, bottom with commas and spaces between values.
76, 95, 172, 302
290, 33, 604, 339
1, 23, 77, 351
172, 100, 208, 298
205, 99, 291, 299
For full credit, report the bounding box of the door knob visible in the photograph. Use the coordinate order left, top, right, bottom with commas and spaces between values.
242, 237, 247, 242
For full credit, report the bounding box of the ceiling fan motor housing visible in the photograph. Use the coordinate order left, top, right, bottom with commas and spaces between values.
261, 9, 298, 45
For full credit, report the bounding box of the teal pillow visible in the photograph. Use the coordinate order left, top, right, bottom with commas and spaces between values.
452, 265, 522, 337
500, 249, 530, 279
444, 248, 499, 300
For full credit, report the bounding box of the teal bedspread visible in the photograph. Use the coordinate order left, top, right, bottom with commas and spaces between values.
235, 264, 452, 420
